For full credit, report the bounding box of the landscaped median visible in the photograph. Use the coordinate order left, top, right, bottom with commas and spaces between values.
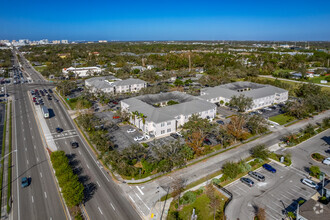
282, 118, 330, 147
7, 102, 12, 213
50, 151, 84, 219
0, 103, 7, 217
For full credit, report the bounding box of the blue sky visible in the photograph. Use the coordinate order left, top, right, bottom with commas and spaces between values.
1, 0, 330, 41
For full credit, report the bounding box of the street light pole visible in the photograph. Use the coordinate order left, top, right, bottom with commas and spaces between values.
0, 150, 17, 167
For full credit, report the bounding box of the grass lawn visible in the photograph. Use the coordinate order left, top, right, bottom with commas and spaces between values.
34, 66, 47, 72
308, 76, 330, 85
269, 114, 295, 125
168, 190, 227, 220
66, 97, 92, 110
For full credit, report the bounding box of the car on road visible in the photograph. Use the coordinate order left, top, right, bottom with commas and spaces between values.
301, 178, 318, 189
134, 136, 144, 141
322, 157, 330, 165
127, 128, 136, 133
262, 164, 276, 173
144, 135, 150, 140
240, 177, 254, 187
56, 127, 63, 133
48, 89, 53, 93
248, 171, 265, 182
21, 177, 29, 188
70, 141, 79, 148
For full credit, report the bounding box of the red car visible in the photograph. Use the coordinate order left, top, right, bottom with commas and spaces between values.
113, 101, 118, 105
113, 116, 120, 119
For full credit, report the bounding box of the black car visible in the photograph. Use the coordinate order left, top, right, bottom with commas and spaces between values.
216, 120, 224, 125
48, 97, 52, 100
70, 141, 79, 148
56, 127, 63, 133
48, 89, 53, 93
240, 177, 254, 187
170, 133, 179, 139
203, 138, 212, 145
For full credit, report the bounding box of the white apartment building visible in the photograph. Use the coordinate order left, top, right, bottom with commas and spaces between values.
200, 81, 288, 111
85, 77, 147, 94
62, 66, 102, 78
121, 91, 216, 137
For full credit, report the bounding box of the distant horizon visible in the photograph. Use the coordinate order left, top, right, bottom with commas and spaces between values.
4, 39, 330, 43
1, 0, 330, 41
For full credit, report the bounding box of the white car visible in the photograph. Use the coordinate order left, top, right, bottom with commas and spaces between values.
323, 157, 330, 165
176, 132, 183, 138
144, 135, 150, 140
134, 136, 144, 141
301, 178, 318, 189
127, 128, 136, 133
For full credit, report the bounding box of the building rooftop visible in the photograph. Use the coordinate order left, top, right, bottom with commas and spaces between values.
299, 199, 330, 220
85, 77, 146, 90
200, 81, 287, 100
122, 91, 216, 123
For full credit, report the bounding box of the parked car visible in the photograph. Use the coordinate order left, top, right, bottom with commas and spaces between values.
144, 135, 150, 140
322, 157, 330, 165
176, 131, 183, 138
216, 120, 224, 125
240, 177, 254, 187
134, 136, 144, 141
203, 138, 212, 145
21, 177, 29, 188
248, 171, 265, 182
70, 141, 79, 148
262, 164, 276, 173
113, 116, 120, 119
127, 128, 136, 133
301, 178, 318, 189
170, 133, 179, 139
56, 127, 63, 133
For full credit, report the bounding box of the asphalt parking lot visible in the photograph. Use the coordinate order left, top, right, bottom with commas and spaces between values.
225, 162, 317, 220
217, 106, 236, 118
108, 124, 144, 149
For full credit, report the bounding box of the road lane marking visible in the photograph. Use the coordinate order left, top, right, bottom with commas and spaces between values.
44, 192, 47, 199
32, 196, 34, 203
36, 157, 39, 162
136, 186, 144, 195
96, 181, 101, 187
27, 160, 29, 165
86, 164, 90, 169
40, 172, 43, 178
79, 151, 81, 155
110, 203, 115, 210
135, 192, 150, 210
25, 147, 27, 151
98, 207, 103, 215
34, 145, 36, 149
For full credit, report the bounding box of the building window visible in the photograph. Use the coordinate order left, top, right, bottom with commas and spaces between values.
161, 122, 165, 127
167, 121, 171, 125
167, 128, 171, 133
161, 130, 165, 134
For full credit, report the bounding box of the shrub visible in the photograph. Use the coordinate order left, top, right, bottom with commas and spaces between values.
222, 162, 241, 179
180, 191, 196, 205
212, 178, 221, 185
250, 144, 270, 160
238, 161, 251, 173
311, 153, 324, 161
309, 165, 321, 178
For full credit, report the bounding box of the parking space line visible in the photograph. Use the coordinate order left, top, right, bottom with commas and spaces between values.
266, 205, 283, 218
290, 188, 310, 198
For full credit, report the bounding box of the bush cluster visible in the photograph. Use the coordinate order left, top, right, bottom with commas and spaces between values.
50, 151, 84, 208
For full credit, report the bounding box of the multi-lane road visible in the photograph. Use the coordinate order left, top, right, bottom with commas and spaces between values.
10, 52, 67, 220
11, 49, 139, 219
